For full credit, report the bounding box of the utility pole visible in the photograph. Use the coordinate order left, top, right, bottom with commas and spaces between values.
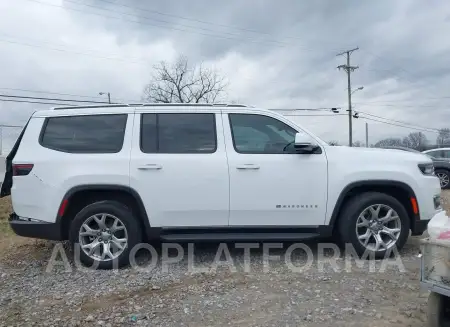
365, 122, 369, 147
337, 47, 359, 147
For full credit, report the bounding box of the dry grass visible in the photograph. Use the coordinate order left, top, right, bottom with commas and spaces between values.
0, 196, 51, 263
441, 189, 450, 215
0, 196, 12, 235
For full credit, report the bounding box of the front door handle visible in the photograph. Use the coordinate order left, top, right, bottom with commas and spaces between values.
236, 164, 260, 170
138, 164, 163, 170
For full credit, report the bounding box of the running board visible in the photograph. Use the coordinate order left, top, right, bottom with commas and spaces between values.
160, 232, 321, 242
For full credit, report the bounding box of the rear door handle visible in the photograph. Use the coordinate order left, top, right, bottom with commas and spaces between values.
236, 164, 260, 170
138, 164, 163, 170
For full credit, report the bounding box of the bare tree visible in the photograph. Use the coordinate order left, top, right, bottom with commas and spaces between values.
328, 140, 340, 146
374, 138, 403, 148
142, 56, 228, 103
402, 136, 412, 148
403, 132, 428, 150
352, 141, 364, 147
437, 128, 450, 146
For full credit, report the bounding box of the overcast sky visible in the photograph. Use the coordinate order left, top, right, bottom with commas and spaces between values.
0, 0, 450, 151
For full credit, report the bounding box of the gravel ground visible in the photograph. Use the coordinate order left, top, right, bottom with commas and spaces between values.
0, 191, 449, 326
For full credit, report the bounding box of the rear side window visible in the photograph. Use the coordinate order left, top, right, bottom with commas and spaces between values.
141, 113, 217, 153
40, 114, 128, 153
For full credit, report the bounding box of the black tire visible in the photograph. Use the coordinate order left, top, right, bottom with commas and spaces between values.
338, 192, 410, 259
69, 200, 142, 269
435, 169, 450, 189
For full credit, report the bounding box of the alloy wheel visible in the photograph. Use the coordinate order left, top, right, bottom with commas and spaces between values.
355, 204, 401, 252
79, 213, 128, 261
437, 172, 450, 188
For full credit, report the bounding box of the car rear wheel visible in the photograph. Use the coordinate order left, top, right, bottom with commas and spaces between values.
69, 200, 142, 269
435, 169, 450, 189
338, 192, 410, 259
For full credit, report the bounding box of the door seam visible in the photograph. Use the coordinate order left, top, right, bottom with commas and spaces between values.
220, 112, 231, 225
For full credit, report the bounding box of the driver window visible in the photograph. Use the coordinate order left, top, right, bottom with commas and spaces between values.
229, 113, 299, 154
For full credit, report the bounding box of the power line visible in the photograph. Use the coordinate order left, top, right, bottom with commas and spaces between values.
360, 116, 440, 134
0, 94, 110, 104
353, 96, 450, 104
283, 114, 347, 117
0, 98, 73, 106
62, 0, 343, 53
271, 107, 340, 112
357, 111, 440, 131
93, 0, 305, 41
0, 31, 153, 63
0, 87, 106, 100
1, 91, 440, 133
0, 87, 139, 103
272, 107, 440, 131
63, 0, 256, 40
23, 0, 308, 49
0, 38, 151, 65
354, 102, 447, 108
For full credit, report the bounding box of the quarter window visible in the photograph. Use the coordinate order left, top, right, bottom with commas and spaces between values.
40, 114, 127, 153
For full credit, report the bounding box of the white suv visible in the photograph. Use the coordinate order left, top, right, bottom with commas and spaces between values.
1, 103, 444, 268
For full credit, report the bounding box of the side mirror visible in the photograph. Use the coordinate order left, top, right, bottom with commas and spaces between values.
294, 133, 320, 153
294, 133, 313, 148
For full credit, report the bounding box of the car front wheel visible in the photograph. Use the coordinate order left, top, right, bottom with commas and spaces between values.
338, 192, 410, 259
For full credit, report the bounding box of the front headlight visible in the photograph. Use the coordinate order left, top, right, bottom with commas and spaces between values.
418, 163, 435, 175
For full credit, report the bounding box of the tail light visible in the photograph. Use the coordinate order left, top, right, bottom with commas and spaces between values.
13, 164, 34, 176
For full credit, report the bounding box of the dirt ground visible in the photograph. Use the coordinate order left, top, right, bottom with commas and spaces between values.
0, 192, 449, 326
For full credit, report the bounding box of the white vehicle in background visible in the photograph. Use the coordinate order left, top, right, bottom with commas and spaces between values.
0, 103, 443, 269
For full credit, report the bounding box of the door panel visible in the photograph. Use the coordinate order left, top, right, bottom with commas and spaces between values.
224, 112, 328, 226
130, 111, 229, 227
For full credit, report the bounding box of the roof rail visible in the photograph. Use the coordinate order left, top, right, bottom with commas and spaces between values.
139, 103, 213, 107
52, 102, 251, 110
53, 104, 129, 110
221, 104, 252, 108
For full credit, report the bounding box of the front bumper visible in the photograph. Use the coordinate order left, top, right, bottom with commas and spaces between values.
9, 212, 64, 241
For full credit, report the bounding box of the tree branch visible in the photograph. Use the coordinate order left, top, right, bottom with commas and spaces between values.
142, 55, 228, 104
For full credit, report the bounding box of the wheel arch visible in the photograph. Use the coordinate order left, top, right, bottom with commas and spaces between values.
329, 180, 419, 233
57, 184, 155, 240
